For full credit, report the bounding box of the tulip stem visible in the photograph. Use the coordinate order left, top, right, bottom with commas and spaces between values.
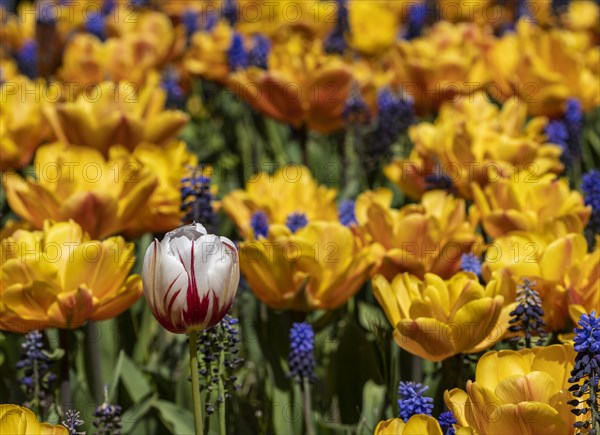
59, 329, 72, 410
188, 331, 204, 435
218, 344, 226, 435
84, 322, 104, 404
301, 377, 315, 435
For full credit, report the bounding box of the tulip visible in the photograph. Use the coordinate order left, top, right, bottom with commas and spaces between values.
226, 34, 354, 133
222, 165, 338, 240
235, 0, 333, 39
374, 415, 476, 435
483, 232, 595, 332
43, 81, 189, 155
142, 223, 240, 334
240, 222, 377, 311
3, 142, 158, 240
124, 141, 199, 237
0, 75, 53, 170
488, 21, 600, 117
445, 344, 584, 434
348, 0, 398, 54
57, 34, 159, 93
0, 404, 68, 434
356, 188, 480, 279
384, 93, 564, 200
0, 220, 143, 332
372, 272, 507, 362
387, 22, 492, 115
184, 21, 234, 83
471, 174, 591, 238
567, 236, 599, 325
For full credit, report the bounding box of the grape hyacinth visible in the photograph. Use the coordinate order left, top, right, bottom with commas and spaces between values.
438, 410, 457, 435
403, 2, 428, 40
288, 322, 316, 384
196, 315, 244, 414
460, 253, 481, 277
545, 98, 583, 168
161, 68, 186, 109
568, 311, 600, 434
182, 9, 199, 42
85, 12, 106, 40
62, 409, 84, 435
286, 212, 308, 233
397, 381, 434, 422
16, 330, 56, 409
338, 200, 357, 227
250, 211, 269, 238
227, 33, 248, 71
93, 386, 122, 435
15, 39, 38, 79
424, 169, 456, 194
180, 167, 216, 231
222, 0, 237, 25
508, 278, 547, 348
582, 169, 600, 246
323, 0, 348, 54
373, 88, 414, 157
247, 34, 270, 70
343, 86, 371, 125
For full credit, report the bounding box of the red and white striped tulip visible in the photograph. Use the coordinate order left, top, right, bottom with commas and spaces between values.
142, 223, 240, 334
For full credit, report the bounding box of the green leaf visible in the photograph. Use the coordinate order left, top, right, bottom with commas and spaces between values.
121, 353, 152, 402
121, 395, 158, 434
357, 302, 390, 333
359, 380, 387, 432
109, 350, 125, 401
153, 399, 195, 435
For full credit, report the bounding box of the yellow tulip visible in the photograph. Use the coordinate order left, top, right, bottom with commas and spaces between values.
372, 272, 507, 362
43, 81, 188, 155
124, 141, 198, 237
482, 232, 595, 332
357, 189, 480, 279
227, 34, 353, 133
0, 220, 142, 332
240, 222, 377, 311
348, 1, 398, 54
445, 344, 585, 434
471, 174, 591, 238
185, 21, 234, 83
0, 404, 68, 434
234, 0, 333, 39
57, 34, 160, 93
222, 165, 338, 239
107, 10, 185, 65
388, 22, 492, 115
566, 235, 599, 324
0, 75, 54, 170
488, 20, 600, 117
563, 0, 599, 39
374, 415, 477, 435
384, 93, 564, 200
3, 142, 158, 240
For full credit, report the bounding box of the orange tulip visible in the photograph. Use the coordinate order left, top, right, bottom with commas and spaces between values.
227, 34, 353, 133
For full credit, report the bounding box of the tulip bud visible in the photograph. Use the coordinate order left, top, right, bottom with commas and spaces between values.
142, 223, 239, 334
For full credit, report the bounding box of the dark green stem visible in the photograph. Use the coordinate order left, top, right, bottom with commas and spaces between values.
84, 322, 104, 403
301, 378, 315, 435
59, 329, 72, 410
189, 331, 204, 435
218, 344, 226, 435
